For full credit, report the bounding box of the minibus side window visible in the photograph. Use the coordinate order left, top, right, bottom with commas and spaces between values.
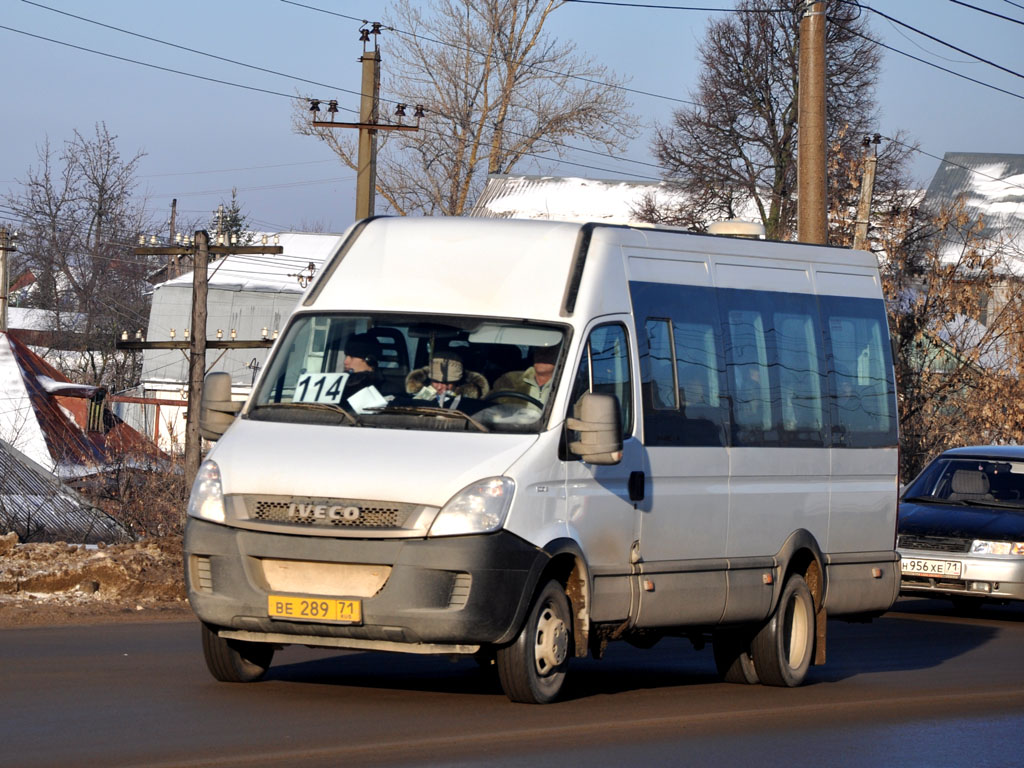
644, 318, 678, 410
570, 324, 633, 436
725, 308, 774, 443
821, 296, 898, 448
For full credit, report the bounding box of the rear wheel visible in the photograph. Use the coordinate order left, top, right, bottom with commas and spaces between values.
496, 580, 572, 704
712, 629, 759, 684
751, 574, 815, 687
201, 623, 274, 683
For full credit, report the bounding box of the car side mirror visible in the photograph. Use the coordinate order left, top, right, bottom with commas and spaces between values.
200, 371, 242, 441
567, 392, 623, 465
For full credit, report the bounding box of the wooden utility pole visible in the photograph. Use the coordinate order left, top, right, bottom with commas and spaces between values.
0, 227, 14, 333
129, 232, 283, 482
183, 231, 210, 482
853, 134, 881, 251
309, 22, 421, 221
168, 199, 179, 279
797, 0, 828, 244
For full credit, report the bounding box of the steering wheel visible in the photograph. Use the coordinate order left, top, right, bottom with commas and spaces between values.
483, 390, 544, 409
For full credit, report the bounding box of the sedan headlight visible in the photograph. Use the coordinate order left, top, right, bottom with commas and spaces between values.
970, 539, 1024, 555
187, 459, 226, 523
429, 477, 514, 537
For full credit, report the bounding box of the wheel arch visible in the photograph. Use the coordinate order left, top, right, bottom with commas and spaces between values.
772, 528, 828, 666
538, 538, 591, 659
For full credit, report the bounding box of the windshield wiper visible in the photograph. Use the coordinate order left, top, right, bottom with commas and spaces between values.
254, 401, 360, 426
373, 404, 489, 433
957, 498, 1024, 509
901, 495, 963, 505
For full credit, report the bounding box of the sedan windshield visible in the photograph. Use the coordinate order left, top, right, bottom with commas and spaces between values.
903, 457, 1024, 508
249, 313, 567, 434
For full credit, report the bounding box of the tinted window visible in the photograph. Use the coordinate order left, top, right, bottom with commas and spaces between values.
632, 282, 728, 446
719, 290, 827, 448
570, 323, 633, 436
821, 296, 898, 448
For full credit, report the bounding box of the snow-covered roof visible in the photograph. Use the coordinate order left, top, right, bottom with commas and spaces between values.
158, 232, 346, 293
470, 174, 765, 227
470, 175, 684, 225
7, 307, 86, 333
923, 152, 1024, 268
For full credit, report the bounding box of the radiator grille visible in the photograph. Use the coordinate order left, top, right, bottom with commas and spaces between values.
247, 497, 418, 529
898, 534, 972, 553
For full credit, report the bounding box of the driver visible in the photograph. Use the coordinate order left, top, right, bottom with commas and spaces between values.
493, 345, 558, 406
405, 351, 489, 408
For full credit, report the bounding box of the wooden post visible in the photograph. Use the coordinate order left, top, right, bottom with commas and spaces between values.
184, 230, 209, 489
0, 227, 10, 333
853, 136, 880, 251
797, 1, 828, 244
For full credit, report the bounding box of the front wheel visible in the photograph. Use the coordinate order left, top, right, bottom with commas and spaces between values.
751, 574, 815, 687
496, 580, 572, 704
201, 623, 274, 683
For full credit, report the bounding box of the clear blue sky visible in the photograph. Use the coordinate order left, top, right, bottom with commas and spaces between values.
2, 0, 1021, 235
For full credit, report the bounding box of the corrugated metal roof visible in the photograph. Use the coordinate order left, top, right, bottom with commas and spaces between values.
923, 152, 1024, 256
470, 174, 684, 224
0, 437, 132, 543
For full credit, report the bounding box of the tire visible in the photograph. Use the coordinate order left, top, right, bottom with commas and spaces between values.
751, 574, 815, 687
201, 623, 274, 683
712, 629, 759, 684
496, 580, 572, 704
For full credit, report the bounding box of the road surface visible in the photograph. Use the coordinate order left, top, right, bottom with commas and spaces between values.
3, 598, 1023, 768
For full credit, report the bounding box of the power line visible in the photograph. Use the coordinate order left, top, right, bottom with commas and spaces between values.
0, 24, 299, 100
844, 1, 1024, 81
563, 0, 781, 8
841, 25, 1024, 101
279, 0, 698, 107
948, 0, 1024, 25
20, 0, 365, 103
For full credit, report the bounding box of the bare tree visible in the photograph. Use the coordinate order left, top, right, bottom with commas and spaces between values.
5, 124, 153, 389
647, 0, 914, 240
294, 0, 637, 216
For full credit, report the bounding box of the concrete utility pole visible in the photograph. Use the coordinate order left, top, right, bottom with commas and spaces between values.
309, 22, 421, 221
797, 0, 828, 244
0, 226, 15, 333
853, 134, 882, 251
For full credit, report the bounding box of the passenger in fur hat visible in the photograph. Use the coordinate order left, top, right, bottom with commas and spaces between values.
405, 350, 489, 408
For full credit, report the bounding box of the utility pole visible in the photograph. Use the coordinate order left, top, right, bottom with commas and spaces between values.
797, 0, 828, 244
127, 232, 284, 482
168, 199, 179, 279
184, 230, 209, 483
0, 226, 15, 333
309, 22, 422, 221
853, 134, 882, 251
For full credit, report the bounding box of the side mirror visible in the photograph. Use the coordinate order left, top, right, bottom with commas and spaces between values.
200, 371, 242, 441
567, 392, 623, 465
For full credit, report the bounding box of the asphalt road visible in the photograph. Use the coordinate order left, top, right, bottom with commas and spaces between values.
3, 598, 1024, 768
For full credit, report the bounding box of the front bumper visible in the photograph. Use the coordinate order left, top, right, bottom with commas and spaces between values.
185, 517, 550, 651
897, 547, 1024, 601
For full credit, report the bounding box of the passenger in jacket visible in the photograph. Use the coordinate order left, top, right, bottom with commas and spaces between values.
492, 345, 558, 405
405, 351, 489, 409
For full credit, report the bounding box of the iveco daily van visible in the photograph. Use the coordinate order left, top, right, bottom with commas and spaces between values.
185, 216, 899, 703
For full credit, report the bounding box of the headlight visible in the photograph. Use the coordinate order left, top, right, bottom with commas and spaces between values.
971, 539, 1024, 555
187, 460, 226, 523
429, 477, 514, 537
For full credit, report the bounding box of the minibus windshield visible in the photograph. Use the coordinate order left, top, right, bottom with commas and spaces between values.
249, 313, 567, 434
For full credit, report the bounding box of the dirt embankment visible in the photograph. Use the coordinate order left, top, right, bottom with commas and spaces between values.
0, 532, 193, 627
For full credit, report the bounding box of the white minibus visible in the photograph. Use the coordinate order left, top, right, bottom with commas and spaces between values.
186, 216, 899, 703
